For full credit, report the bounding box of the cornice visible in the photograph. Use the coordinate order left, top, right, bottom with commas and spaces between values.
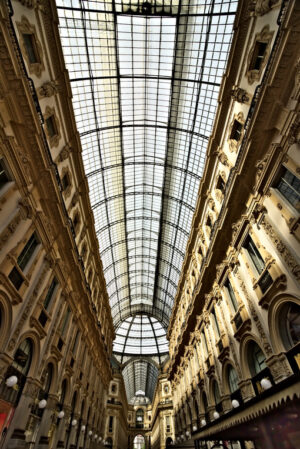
168, 0, 300, 378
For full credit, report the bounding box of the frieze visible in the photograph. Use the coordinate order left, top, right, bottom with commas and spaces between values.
248, 0, 279, 16
230, 86, 250, 104
38, 80, 58, 98
236, 272, 273, 356
261, 217, 300, 282
7, 263, 49, 351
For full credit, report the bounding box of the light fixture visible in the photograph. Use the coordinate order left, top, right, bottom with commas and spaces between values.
5, 375, 18, 388
88, 430, 93, 436
186, 431, 190, 437
71, 419, 77, 426
201, 419, 206, 426
99, 437, 102, 442
232, 399, 240, 408
213, 411, 220, 419
260, 378, 272, 390
38, 399, 47, 409
192, 425, 197, 431
58, 410, 65, 419
81, 425, 86, 432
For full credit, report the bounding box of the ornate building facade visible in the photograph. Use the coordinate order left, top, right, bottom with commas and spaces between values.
0, 1, 299, 449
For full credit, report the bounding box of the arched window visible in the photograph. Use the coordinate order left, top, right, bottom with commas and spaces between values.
12, 338, 33, 376
248, 341, 266, 376
42, 363, 53, 395
4, 338, 33, 406
213, 380, 221, 405
60, 378, 67, 406
202, 391, 209, 423
136, 409, 144, 428
227, 365, 239, 393
133, 435, 144, 449
279, 302, 300, 350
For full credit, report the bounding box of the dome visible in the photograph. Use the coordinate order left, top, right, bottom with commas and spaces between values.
113, 314, 169, 356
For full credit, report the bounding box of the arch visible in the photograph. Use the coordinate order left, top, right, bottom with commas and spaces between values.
136, 408, 144, 427
200, 390, 208, 413
59, 377, 69, 407
193, 395, 199, 416
41, 362, 53, 395
106, 437, 113, 448
41, 357, 58, 395
12, 338, 33, 377
0, 289, 12, 351
13, 330, 40, 378
210, 379, 221, 406
222, 361, 240, 394
268, 294, 300, 353
239, 333, 267, 378
166, 437, 173, 447
246, 340, 267, 377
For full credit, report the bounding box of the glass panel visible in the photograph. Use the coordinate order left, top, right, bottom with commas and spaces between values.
244, 235, 265, 275
249, 342, 266, 376
0, 159, 10, 187
225, 279, 238, 312
276, 167, 300, 211
44, 278, 58, 310
17, 233, 38, 271
228, 366, 239, 393
56, 0, 238, 395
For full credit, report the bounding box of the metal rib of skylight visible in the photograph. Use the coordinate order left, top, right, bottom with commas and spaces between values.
56, 0, 238, 330
123, 359, 158, 402
113, 315, 169, 362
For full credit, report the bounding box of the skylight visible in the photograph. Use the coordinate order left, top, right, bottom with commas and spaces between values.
56, 0, 238, 402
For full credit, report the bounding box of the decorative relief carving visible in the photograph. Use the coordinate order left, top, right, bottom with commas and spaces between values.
7, 263, 49, 352
44, 106, 61, 148
230, 86, 250, 104
254, 153, 271, 190
248, 0, 279, 16
16, 16, 45, 77
17, 0, 43, 8
246, 26, 274, 85
261, 217, 300, 283
38, 81, 58, 98
236, 272, 273, 356
228, 112, 245, 153
0, 209, 23, 252
57, 144, 72, 162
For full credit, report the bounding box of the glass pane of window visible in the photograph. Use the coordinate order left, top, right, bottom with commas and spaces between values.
44, 278, 58, 310
8, 267, 24, 290
17, 233, 38, 271
244, 235, 264, 274
0, 159, 10, 188
250, 342, 266, 375
23, 33, 39, 64
225, 279, 238, 312
276, 167, 300, 211
228, 366, 239, 393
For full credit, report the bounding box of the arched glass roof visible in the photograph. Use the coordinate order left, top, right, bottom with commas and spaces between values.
123, 359, 158, 402
113, 314, 169, 359
56, 0, 238, 403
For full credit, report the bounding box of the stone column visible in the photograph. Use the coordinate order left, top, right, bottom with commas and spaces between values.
54, 405, 71, 449
266, 352, 293, 383
238, 378, 255, 402
35, 393, 58, 449
77, 420, 86, 449
5, 378, 40, 449
67, 413, 80, 449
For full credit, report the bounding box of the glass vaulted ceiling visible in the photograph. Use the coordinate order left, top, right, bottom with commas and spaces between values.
56, 0, 238, 401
